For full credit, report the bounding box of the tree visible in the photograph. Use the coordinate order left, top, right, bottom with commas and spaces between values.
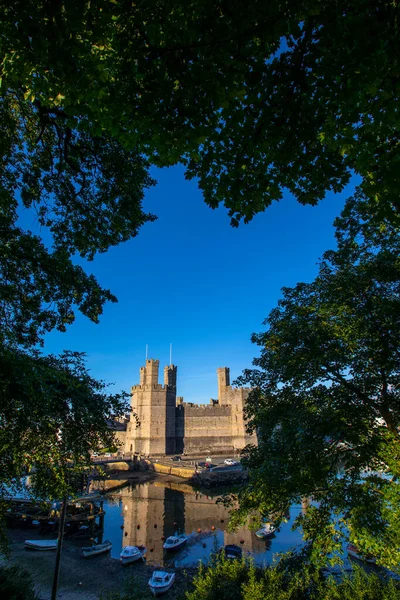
0, 349, 129, 526
1, 27, 154, 528
234, 190, 400, 570
1, 0, 399, 224
1, 0, 399, 547
0, 94, 150, 527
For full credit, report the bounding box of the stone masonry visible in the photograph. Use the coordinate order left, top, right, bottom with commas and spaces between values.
122, 359, 257, 456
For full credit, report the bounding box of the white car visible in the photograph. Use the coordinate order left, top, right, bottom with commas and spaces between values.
224, 458, 237, 466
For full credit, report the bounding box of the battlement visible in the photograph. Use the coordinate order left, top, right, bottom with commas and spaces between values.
183, 403, 232, 417
132, 383, 166, 392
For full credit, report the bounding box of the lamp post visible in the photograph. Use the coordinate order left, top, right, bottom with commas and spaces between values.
51, 495, 68, 600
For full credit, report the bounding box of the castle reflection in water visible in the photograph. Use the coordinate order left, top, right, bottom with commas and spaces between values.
102, 481, 279, 566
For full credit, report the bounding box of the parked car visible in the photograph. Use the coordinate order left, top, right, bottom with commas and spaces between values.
171, 456, 181, 462
224, 458, 237, 466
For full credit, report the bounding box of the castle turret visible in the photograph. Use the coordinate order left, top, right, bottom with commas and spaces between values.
164, 365, 177, 389
125, 359, 170, 456
217, 367, 230, 403
140, 366, 146, 386
165, 365, 177, 454
145, 359, 159, 386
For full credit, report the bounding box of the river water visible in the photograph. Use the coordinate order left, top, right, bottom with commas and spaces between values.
101, 480, 304, 567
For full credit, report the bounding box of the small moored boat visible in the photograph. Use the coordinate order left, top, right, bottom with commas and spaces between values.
347, 543, 376, 564
24, 540, 58, 551
82, 540, 112, 558
224, 544, 242, 559
120, 545, 146, 565
163, 534, 187, 551
148, 570, 175, 596
255, 522, 276, 539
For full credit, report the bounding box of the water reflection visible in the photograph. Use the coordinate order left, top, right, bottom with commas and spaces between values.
102, 481, 304, 566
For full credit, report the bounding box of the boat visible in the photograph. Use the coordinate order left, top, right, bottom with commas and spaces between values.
120, 545, 146, 565
163, 534, 187, 551
82, 540, 112, 558
255, 522, 276, 539
24, 539, 58, 551
148, 570, 175, 596
347, 543, 376, 564
224, 544, 242, 559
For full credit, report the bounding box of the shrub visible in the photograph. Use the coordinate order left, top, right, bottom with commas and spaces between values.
0, 565, 38, 600
186, 553, 400, 600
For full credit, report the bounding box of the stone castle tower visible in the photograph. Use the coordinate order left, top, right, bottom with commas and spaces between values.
124, 359, 257, 456
124, 359, 177, 455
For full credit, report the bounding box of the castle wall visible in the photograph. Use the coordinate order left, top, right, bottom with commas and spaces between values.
181, 404, 234, 454
175, 404, 185, 454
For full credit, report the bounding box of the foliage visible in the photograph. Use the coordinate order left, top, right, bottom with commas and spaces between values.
186, 552, 400, 600
186, 550, 250, 600
0, 349, 129, 509
0, 565, 39, 600
0, 90, 155, 348
1, 0, 155, 534
1, 1, 399, 224
234, 191, 400, 570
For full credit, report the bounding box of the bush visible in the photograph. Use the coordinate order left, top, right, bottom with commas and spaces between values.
185, 552, 250, 600
186, 553, 400, 600
0, 565, 38, 600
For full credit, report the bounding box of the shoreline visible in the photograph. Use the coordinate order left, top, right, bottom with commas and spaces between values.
1, 527, 194, 600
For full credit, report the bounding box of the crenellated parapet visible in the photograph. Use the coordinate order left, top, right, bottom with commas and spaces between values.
184, 404, 232, 417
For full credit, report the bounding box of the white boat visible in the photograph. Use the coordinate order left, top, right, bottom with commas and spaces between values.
347, 543, 376, 564
82, 540, 112, 558
24, 539, 58, 551
120, 545, 146, 565
148, 570, 175, 596
163, 534, 187, 551
255, 522, 276, 539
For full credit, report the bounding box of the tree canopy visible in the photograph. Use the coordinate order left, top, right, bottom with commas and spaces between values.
234, 191, 400, 569
1, 0, 399, 553
1, 0, 399, 224
0, 349, 128, 502
0, 5, 155, 521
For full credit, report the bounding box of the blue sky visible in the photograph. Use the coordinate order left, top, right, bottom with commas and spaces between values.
41, 165, 356, 404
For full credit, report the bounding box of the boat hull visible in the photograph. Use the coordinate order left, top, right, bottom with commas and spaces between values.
148, 572, 175, 596
347, 545, 376, 564
163, 539, 187, 551
82, 541, 112, 558
120, 547, 146, 565
149, 584, 174, 596
255, 528, 275, 540
24, 540, 58, 551
149, 580, 175, 596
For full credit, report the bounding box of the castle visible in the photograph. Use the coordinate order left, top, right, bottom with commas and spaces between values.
118, 359, 257, 456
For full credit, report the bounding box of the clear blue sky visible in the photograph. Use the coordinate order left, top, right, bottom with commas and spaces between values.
41, 165, 356, 404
